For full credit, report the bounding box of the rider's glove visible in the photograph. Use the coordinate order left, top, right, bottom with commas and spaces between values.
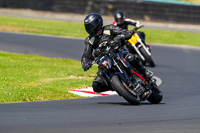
82, 62, 92, 71
110, 40, 119, 53
135, 21, 144, 28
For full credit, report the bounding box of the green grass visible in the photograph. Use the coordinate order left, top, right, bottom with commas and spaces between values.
0, 51, 98, 103
139, 28, 200, 46
0, 16, 200, 46
0, 16, 88, 38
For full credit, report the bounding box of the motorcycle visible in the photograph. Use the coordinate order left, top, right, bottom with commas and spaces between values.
89, 41, 162, 105
127, 27, 155, 67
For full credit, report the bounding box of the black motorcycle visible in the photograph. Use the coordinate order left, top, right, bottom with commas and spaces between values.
89, 41, 162, 105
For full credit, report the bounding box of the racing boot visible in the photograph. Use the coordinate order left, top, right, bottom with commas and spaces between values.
135, 60, 154, 80
144, 68, 154, 79
125, 54, 153, 79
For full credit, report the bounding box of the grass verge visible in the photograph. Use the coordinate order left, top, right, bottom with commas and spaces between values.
0, 51, 97, 103
140, 28, 200, 46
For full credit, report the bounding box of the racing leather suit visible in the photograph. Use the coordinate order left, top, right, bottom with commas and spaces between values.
112, 17, 145, 40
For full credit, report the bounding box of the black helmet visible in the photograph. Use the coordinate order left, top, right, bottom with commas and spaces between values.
114, 11, 125, 25
84, 13, 103, 36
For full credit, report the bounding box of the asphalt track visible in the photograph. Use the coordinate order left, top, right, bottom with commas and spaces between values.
0, 32, 200, 133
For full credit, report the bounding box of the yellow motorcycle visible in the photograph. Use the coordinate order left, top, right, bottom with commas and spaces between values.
128, 27, 155, 67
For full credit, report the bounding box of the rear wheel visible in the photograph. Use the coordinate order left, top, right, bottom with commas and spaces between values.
147, 84, 163, 104
139, 47, 155, 67
111, 75, 140, 105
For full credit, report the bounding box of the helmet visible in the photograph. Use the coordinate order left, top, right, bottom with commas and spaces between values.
84, 13, 103, 36
114, 11, 125, 25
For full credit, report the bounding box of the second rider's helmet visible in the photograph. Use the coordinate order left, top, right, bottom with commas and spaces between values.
84, 13, 103, 36
114, 11, 125, 25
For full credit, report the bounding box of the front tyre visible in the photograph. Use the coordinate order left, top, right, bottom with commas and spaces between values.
139, 47, 155, 67
111, 75, 140, 105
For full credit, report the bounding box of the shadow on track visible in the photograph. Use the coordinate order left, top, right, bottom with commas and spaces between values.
98, 102, 166, 106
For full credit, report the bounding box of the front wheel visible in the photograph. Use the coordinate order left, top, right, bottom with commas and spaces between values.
139, 47, 155, 67
111, 75, 140, 105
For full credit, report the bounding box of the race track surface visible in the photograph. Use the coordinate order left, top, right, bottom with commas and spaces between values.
0, 32, 200, 133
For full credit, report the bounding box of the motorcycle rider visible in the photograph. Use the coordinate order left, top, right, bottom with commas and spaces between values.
113, 10, 151, 59
81, 13, 153, 93
112, 10, 145, 40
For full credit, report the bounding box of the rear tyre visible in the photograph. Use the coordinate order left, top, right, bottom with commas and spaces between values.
147, 84, 163, 104
111, 75, 140, 105
139, 47, 155, 67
